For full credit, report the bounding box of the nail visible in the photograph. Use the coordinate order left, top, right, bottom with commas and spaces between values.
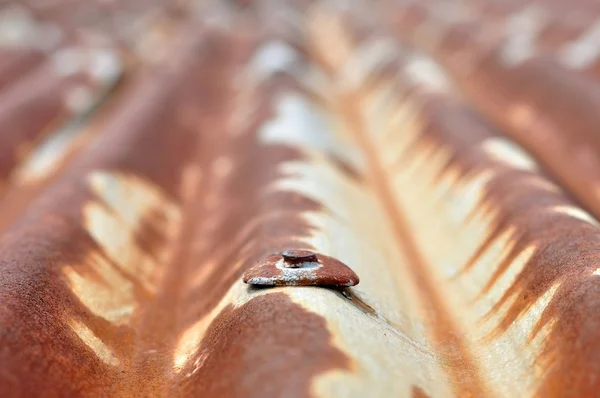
281, 249, 318, 268
242, 251, 360, 287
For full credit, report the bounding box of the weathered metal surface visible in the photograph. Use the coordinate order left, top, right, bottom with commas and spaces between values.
381, 0, 600, 220
309, 5, 600, 396
2, 0, 600, 397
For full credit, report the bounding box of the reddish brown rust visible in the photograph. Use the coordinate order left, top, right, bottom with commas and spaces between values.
314, 4, 600, 395
179, 293, 351, 397
380, 0, 600, 222
4, 1, 600, 397
0, 46, 121, 187
243, 252, 360, 287
281, 248, 318, 267
0, 50, 45, 90
0, 6, 363, 395
412, 386, 431, 398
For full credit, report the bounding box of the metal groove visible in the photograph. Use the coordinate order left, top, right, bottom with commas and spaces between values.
2, 1, 600, 397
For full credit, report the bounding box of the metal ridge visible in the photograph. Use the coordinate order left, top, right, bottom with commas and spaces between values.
2, 1, 600, 397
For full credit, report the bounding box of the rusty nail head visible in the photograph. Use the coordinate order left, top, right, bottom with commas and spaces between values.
243, 252, 359, 287
281, 249, 318, 268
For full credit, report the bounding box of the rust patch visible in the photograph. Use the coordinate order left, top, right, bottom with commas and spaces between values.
0, 47, 121, 186
0, 50, 44, 90
384, 33, 600, 396
376, 2, 600, 395
174, 35, 329, 327
312, 19, 491, 394
6, 1, 600, 396
0, 25, 208, 396
412, 386, 431, 398
177, 293, 351, 398
243, 252, 359, 287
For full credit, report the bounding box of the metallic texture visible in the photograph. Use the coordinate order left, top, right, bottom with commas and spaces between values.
1, 0, 600, 397
281, 249, 319, 265
243, 252, 360, 286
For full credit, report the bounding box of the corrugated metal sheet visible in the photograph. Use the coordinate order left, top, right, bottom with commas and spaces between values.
2, 0, 600, 396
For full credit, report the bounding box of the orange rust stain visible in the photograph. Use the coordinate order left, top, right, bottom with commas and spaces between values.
414, 95, 600, 397
412, 386, 431, 398
177, 293, 351, 398
174, 36, 329, 328
409, 83, 600, 397
332, 81, 490, 396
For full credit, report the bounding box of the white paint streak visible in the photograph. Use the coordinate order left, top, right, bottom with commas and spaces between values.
558, 21, 600, 69
482, 137, 537, 171
14, 121, 82, 184
509, 282, 560, 340
260, 94, 326, 147
245, 276, 276, 285
341, 37, 399, 89
276, 259, 320, 285
88, 49, 122, 85
259, 92, 363, 170
85, 171, 180, 293
69, 319, 120, 366
500, 5, 547, 66
172, 282, 257, 374
0, 7, 35, 46
404, 55, 451, 92
550, 205, 599, 226
64, 252, 137, 325
52, 48, 122, 84
247, 40, 299, 81
0, 7, 62, 50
